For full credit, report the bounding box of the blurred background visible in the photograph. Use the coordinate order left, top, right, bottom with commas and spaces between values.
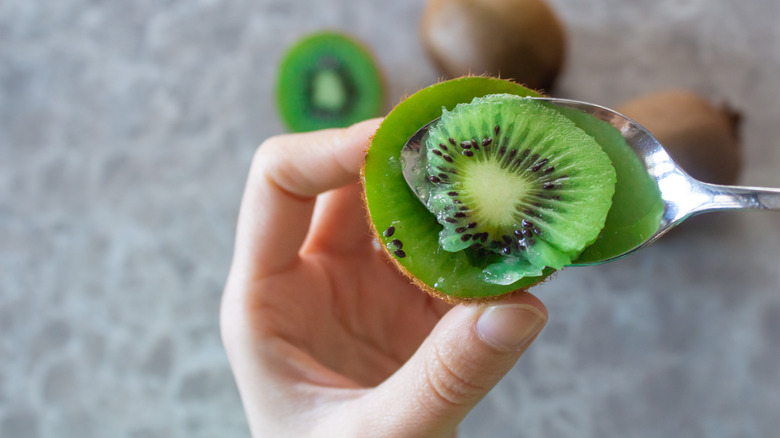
2, 0, 779, 437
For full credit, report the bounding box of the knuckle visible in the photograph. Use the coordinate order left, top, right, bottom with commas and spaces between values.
219, 297, 242, 357
257, 134, 286, 155
252, 136, 283, 171
252, 135, 313, 198
420, 344, 486, 410
219, 279, 252, 353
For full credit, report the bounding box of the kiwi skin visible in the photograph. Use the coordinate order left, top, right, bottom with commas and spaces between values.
616, 90, 742, 185
420, 0, 566, 92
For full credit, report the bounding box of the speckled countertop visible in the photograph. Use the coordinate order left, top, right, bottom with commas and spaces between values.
2, 1, 779, 437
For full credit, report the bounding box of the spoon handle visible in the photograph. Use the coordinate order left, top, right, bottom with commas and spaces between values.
695, 182, 780, 212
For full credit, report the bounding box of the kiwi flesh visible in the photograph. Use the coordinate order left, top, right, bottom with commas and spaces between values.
616, 90, 741, 185
363, 77, 636, 301
422, 94, 616, 283
562, 106, 664, 265
420, 0, 566, 91
275, 31, 385, 132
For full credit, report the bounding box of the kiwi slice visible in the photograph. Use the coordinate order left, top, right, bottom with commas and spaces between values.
421, 94, 616, 282
275, 31, 385, 132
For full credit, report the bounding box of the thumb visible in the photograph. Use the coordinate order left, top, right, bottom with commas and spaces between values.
362, 292, 547, 438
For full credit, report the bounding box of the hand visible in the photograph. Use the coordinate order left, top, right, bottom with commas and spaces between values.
221, 119, 548, 438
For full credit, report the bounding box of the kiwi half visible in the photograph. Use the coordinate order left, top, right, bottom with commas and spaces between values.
275, 31, 385, 132
362, 77, 663, 302
363, 77, 604, 301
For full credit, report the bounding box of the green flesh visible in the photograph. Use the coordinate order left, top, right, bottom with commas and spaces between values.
560, 106, 665, 264
363, 77, 662, 299
423, 95, 616, 282
275, 32, 384, 132
311, 69, 348, 111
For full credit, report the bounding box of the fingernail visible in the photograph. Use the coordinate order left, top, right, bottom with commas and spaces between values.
476, 304, 546, 351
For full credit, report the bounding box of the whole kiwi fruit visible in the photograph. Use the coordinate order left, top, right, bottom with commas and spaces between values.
420, 0, 566, 91
616, 90, 742, 185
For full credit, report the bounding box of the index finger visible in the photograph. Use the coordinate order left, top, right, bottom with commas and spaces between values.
229, 118, 382, 281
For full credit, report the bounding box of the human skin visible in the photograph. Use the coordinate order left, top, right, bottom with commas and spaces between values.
221, 119, 548, 438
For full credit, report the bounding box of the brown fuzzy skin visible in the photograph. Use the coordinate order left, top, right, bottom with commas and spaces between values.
420, 0, 566, 92
359, 98, 550, 304
616, 90, 742, 185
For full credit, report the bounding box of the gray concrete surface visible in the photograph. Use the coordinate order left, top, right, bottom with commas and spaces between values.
2, 0, 779, 437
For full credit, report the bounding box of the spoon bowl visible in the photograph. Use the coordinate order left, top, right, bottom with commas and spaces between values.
401, 97, 780, 266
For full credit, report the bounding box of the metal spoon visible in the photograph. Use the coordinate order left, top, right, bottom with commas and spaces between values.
400, 97, 780, 266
